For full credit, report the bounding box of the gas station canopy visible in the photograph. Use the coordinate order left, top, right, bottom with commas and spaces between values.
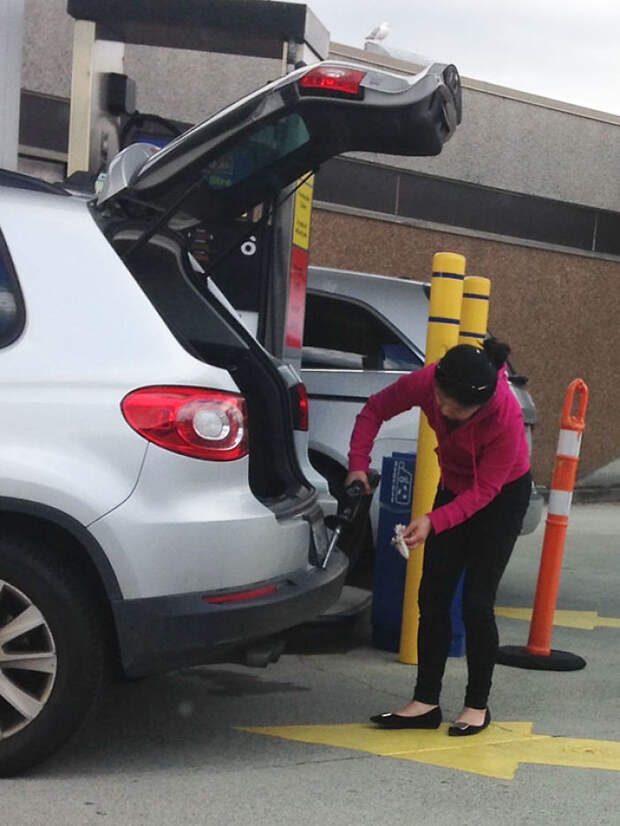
66, 0, 329, 60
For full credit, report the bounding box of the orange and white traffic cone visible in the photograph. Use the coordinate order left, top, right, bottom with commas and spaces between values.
497, 379, 589, 671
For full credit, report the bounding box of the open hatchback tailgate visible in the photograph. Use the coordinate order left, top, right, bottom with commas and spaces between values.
97, 61, 462, 225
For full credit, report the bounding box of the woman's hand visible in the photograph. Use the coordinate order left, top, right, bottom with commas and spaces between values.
344, 470, 371, 494
402, 515, 432, 549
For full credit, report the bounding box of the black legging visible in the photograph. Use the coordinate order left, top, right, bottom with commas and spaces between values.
413, 471, 532, 710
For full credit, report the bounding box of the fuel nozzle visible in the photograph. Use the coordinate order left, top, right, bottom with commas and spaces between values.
321, 470, 380, 569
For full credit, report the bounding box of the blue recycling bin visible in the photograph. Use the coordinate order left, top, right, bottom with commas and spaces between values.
372, 451, 465, 657
371, 452, 412, 651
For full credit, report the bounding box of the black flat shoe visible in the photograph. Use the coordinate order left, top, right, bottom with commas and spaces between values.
448, 708, 491, 737
369, 706, 442, 729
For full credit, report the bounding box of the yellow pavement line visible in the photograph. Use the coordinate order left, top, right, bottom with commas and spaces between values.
238, 721, 620, 781
495, 607, 620, 630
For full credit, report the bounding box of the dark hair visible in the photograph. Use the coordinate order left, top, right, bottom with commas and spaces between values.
482, 337, 510, 369
435, 338, 510, 407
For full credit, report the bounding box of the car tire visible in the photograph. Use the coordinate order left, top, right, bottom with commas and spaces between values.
0, 533, 106, 776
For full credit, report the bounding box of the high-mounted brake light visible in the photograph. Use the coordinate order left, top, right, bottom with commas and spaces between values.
299, 66, 366, 98
121, 386, 248, 461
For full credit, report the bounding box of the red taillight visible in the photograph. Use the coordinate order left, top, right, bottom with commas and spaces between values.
299, 66, 366, 97
296, 383, 309, 432
122, 386, 248, 461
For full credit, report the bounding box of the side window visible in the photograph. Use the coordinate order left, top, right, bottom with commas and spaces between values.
302, 292, 423, 372
0, 230, 25, 348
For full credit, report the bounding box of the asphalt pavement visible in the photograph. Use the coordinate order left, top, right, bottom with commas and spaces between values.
2, 503, 619, 826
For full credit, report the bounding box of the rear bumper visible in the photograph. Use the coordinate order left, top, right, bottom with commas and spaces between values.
112, 549, 348, 677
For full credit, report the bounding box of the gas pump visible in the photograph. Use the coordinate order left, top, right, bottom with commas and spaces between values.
260, 174, 315, 369
282, 174, 315, 370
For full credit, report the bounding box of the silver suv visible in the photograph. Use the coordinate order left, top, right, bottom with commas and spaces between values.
0, 60, 462, 773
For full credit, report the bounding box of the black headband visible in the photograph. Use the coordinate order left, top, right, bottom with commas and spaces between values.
435, 363, 492, 394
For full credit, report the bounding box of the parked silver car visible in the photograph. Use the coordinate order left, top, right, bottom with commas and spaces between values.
0, 59, 462, 773
302, 265, 544, 579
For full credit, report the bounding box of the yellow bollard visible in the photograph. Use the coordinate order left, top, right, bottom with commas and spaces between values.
458, 276, 491, 348
399, 252, 466, 664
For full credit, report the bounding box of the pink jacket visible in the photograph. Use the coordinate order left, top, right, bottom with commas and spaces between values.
348, 363, 531, 534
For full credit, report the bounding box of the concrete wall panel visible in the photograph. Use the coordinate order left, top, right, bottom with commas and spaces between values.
123, 46, 280, 124
22, 0, 73, 98
0, 0, 24, 170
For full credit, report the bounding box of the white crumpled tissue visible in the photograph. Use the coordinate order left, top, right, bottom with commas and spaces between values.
391, 523, 409, 560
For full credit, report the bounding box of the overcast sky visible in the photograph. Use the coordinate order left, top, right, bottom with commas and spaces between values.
299, 0, 620, 115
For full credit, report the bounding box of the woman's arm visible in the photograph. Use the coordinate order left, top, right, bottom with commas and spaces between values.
347, 365, 434, 474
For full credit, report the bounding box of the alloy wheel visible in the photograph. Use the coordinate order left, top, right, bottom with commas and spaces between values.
0, 580, 57, 739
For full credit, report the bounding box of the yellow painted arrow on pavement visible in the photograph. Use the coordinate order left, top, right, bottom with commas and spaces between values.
495, 607, 620, 630
239, 721, 620, 780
